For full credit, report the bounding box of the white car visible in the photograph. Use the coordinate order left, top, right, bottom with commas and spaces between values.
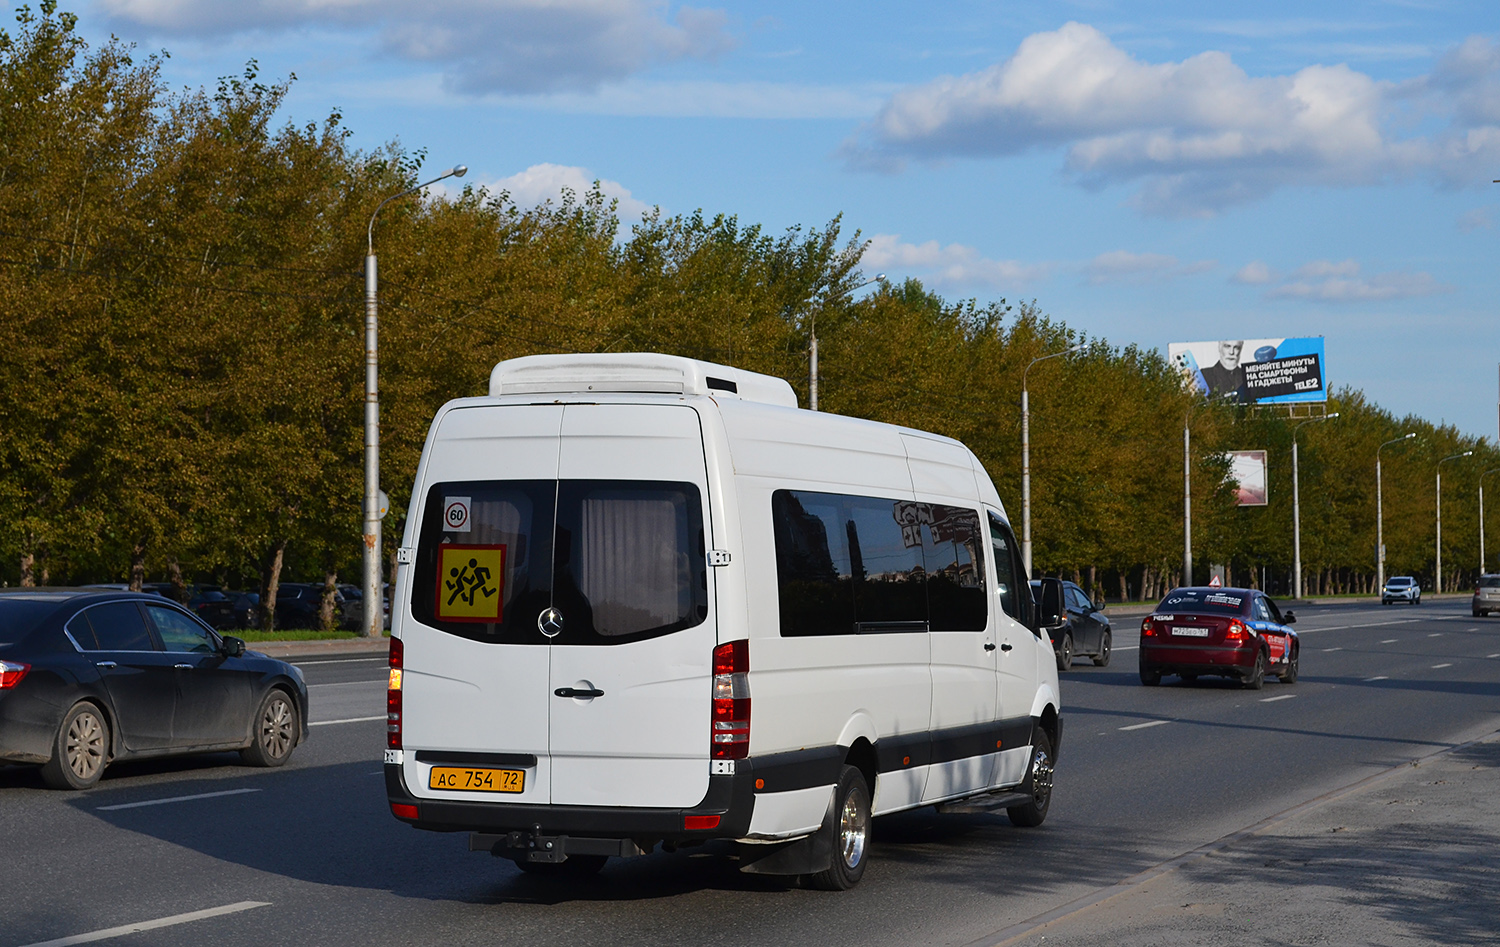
382, 353, 1063, 889
1381, 576, 1421, 605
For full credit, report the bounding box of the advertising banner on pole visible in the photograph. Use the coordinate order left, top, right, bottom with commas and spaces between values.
1169, 337, 1327, 404
1227, 450, 1269, 506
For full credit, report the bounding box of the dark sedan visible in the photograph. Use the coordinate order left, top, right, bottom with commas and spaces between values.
0, 589, 309, 789
1138, 586, 1298, 689
1030, 579, 1112, 670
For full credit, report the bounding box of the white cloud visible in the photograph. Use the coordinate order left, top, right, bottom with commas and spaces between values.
1458, 206, 1494, 232
1232, 260, 1275, 284
844, 23, 1500, 215
97, 0, 735, 94
1086, 250, 1214, 284
862, 234, 1051, 291
1261, 259, 1450, 301
479, 163, 653, 219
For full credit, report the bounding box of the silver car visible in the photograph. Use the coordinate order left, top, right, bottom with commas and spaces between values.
1382, 576, 1421, 605
1474, 575, 1500, 617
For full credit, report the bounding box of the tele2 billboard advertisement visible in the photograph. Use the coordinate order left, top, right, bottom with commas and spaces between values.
1169, 337, 1327, 405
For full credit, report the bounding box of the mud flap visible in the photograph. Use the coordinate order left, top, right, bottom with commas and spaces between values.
739, 788, 837, 876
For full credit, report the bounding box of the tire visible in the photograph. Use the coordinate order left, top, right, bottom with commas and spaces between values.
1055, 632, 1073, 672
1092, 631, 1112, 667
1139, 664, 1162, 686
1278, 646, 1298, 684
808, 765, 872, 890
1242, 650, 1266, 690
241, 689, 298, 767
40, 703, 109, 790
1006, 729, 1055, 828
1180, 672, 1199, 682
513, 854, 608, 877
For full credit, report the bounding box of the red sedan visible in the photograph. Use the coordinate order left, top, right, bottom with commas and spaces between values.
1139, 587, 1298, 689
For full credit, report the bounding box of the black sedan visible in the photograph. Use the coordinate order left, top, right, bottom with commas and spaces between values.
1030, 579, 1112, 670
0, 589, 309, 789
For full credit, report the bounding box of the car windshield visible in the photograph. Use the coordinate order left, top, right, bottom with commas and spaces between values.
1155, 589, 1250, 616
0, 595, 71, 644
1387, 578, 1413, 587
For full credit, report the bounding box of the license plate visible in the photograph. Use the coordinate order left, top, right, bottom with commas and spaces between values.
428, 766, 525, 793
1172, 627, 1210, 637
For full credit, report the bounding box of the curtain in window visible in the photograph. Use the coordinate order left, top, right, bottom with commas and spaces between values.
577, 493, 690, 636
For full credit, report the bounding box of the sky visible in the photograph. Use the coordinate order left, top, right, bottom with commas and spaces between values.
73, 0, 1500, 442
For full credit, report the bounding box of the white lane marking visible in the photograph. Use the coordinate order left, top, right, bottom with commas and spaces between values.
1381, 639, 1398, 644
294, 657, 387, 665
309, 715, 385, 727
19, 901, 270, 947
96, 788, 261, 812
1120, 720, 1170, 731
1432, 663, 1453, 669
308, 679, 387, 688
1429, 633, 1443, 637
1488, 654, 1500, 659
1260, 694, 1297, 702
1365, 675, 1390, 682
1115, 645, 1138, 651
1321, 647, 1342, 652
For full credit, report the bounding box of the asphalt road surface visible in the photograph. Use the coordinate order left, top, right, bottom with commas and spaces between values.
4, 599, 1498, 947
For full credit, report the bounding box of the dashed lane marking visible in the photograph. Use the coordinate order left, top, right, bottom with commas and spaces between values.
1432, 663, 1453, 669
1364, 675, 1390, 682
309, 715, 386, 727
1259, 694, 1297, 702
1429, 633, 1444, 637
1119, 720, 1170, 731
18, 901, 270, 947
1321, 647, 1342, 652
1381, 639, 1398, 643
97, 788, 261, 812
1488, 654, 1500, 659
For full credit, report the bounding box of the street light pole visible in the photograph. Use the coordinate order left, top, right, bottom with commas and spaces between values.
1021, 343, 1084, 578
1436, 450, 1474, 594
1376, 433, 1416, 590
363, 164, 466, 637
808, 273, 884, 411
1292, 412, 1339, 600
1481, 468, 1500, 574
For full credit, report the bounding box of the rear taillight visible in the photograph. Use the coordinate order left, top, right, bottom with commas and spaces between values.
1141, 618, 1156, 637
387, 637, 404, 750
1225, 619, 1250, 641
711, 640, 750, 760
0, 660, 29, 689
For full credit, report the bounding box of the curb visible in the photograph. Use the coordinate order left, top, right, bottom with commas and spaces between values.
248, 637, 391, 659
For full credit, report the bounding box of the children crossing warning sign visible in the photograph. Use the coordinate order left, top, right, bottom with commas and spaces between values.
436, 544, 505, 622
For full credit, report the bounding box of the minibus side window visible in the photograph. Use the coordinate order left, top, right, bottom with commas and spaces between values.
772, 491, 856, 637
923, 505, 988, 631
988, 513, 1034, 632
845, 497, 926, 630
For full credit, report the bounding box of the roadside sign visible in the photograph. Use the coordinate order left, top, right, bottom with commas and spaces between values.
1209, 575, 1223, 588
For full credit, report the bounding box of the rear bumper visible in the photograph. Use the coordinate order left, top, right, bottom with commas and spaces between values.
386, 760, 756, 842
1141, 641, 1258, 676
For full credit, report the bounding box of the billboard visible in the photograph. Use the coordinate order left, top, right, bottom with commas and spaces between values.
1227, 450, 1268, 506
1169, 337, 1326, 404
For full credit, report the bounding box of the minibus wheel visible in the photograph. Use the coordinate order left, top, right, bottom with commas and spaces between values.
809, 765, 871, 890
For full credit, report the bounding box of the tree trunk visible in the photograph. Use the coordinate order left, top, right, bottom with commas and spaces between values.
1118, 571, 1128, 603
167, 557, 187, 603
319, 572, 339, 632
20, 551, 35, 587
1087, 564, 1097, 604
129, 541, 146, 591
260, 540, 287, 633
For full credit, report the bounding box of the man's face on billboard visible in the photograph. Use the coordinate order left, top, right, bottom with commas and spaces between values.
1218, 341, 1243, 369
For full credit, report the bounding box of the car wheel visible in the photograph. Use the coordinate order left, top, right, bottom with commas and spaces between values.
1139, 664, 1161, 686
1180, 672, 1199, 682
809, 764, 872, 890
40, 703, 109, 791
1242, 650, 1266, 690
1055, 633, 1073, 672
1092, 631, 1112, 667
1006, 730, 1055, 828
241, 690, 298, 767
1278, 646, 1298, 684
513, 854, 608, 877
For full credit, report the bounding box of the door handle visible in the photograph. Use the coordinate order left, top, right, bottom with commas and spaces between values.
1000, 643, 1014, 652
95, 661, 117, 669
983, 642, 997, 651
554, 687, 604, 699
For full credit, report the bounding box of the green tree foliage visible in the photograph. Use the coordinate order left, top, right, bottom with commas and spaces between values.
2, 5, 1495, 613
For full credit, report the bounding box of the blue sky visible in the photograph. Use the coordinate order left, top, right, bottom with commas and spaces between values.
77, 1, 1500, 440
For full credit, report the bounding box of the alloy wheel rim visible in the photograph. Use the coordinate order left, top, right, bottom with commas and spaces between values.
260, 698, 294, 758
1031, 748, 1054, 809
67, 711, 104, 780
839, 789, 869, 869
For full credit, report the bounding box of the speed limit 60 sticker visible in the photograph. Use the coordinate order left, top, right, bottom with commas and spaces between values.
443, 497, 471, 532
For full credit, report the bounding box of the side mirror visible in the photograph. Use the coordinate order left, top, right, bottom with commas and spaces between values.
221, 635, 247, 658
1037, 578, 1066, 630
1282, 611, 1296, 625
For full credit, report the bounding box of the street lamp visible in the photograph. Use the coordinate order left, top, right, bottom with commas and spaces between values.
809, 274, 884, 411
1376, 433, 1416, 590
363, 164, 467, 637
1021, 343, 1084, 578
1292, 412, 1339, 599
1436, 450, 1474, 594
1480, 467, 1500, 574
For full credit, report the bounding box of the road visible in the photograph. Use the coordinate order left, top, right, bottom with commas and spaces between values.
3, 599, 1497, 946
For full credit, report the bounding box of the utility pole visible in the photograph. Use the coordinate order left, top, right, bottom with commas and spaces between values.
1293, 413, 1338, 599
1021, 344, 1083, 577
1437, 450, 1474, 593
1376, 433, 1416, 590
1183, 423, 1192, 587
